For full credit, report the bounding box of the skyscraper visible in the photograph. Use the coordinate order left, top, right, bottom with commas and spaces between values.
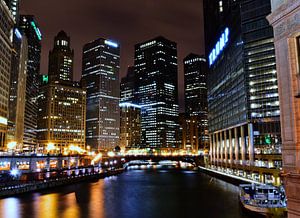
204, 0, 281, 185
7, 28, 28, 149
82, 38, 120, 151
120, 103, 141, 151
48, 31, 74, 82
19, 15, 42, 151
120, 66, 136, 104
134, 36, 179, 148
183, 53, 208, 149
37, 78, 86, 153
3, 0, 19, 22
0, 0, 14, 150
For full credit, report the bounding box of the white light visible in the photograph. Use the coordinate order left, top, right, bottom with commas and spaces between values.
0, 117, 8, 125
10, 169, 19, 176
105, 40, 118, 48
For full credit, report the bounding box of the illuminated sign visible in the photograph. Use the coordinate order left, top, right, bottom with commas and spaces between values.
42, 75, 49, 84
14, 28, 22, 39
105, 40, 118, 48
209, 27, 229, 66
30, 21, 42, 41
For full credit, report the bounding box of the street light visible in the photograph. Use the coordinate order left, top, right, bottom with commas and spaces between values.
46, 142, 55, 153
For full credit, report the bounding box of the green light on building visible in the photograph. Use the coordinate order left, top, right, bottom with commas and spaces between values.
265, 135, 272, 145
42, 75, 48, 84
30, 21, 42, 41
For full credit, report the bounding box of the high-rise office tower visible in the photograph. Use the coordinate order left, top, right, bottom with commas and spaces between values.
37, 77, 86, 153
120, 66, 136, 104
3, 0, 19, 22
48, 31, 74, 82
204, 0, 281, 185
82, 38, 120, 151
19, 15, 42, 151
183, 53, 209, 149
0, 1, 14, 150
7, 28, 28, 149
120, 103, 141, 151
134, 36, 179, 148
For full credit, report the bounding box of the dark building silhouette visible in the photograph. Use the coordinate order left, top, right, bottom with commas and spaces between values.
120, 66, 136, 104
183, 54, 209, 149
48, 31, 74, 82
134, 36, 179, 148
19, 15, 42, 151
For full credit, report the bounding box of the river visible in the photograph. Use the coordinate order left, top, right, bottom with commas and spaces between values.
0, 170, 260, 218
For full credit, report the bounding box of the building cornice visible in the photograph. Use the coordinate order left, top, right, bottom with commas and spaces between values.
267, 0, 300, 41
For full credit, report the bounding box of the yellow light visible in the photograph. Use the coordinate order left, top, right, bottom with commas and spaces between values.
7, 141, 17, 150
107, 151, 115, 157
91, 152, 102, 164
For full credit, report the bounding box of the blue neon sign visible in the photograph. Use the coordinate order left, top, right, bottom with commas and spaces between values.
105, 40, 119, 48
14, 28, 22, 39
209, 27, 229, 66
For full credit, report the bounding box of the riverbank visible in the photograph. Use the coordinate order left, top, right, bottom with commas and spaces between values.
198, 166, 263, 186
0, 168, 124, 198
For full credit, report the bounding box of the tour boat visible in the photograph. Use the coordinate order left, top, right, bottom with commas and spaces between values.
239, 184, 287, 216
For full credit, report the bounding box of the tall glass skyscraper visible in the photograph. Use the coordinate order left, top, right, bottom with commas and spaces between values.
134, 36, 179, 148
204, 0, 282, 185
183, 53, 208, 149
82, 38, 120, 151
0, 1, 14, 150
19, 15, 42, 151
48, 31, 74, 82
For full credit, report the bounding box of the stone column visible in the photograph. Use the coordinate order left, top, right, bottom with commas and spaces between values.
229, 129, 233, 165
240, 125, 246, 165
220, 132, 223, 164
216, 133, 219, 164
267, 2, 300, 217
234, 127, 239, 164
224, 130, 228, 165
248, 123, 254, 165
213, 133, 216, 164
209, 134, 213, 164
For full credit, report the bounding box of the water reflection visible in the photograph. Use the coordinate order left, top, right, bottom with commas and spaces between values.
0, 170, 256, 218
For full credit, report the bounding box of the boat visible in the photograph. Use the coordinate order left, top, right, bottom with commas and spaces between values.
239, 183, 287, 216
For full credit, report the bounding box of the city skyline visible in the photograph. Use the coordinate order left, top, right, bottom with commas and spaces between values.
0, 0, 299, 217
20, 0, 205, 110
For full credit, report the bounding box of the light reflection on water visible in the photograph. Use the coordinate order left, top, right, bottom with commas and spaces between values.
0, 171, 256, 218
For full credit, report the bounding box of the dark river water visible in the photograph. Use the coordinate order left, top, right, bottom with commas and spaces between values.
0, 170, 260, 218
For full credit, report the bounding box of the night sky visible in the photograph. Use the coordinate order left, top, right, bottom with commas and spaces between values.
20, 0, 205, 110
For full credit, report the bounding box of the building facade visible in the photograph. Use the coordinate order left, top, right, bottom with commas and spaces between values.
7, 28, 28, 150
48, 31, 74, 82
37, 80, 86, 153
82, 38, 120, 151
184, 53, 209, 149
267, 1, 300, 216
3, 0, 19, 22
120, 66, 136, 104
178, 113, 199, 152
119, 103, 141, 151
134, 36, 179, 148
204, 0, 282, 185
19, 15, 42, 151
0, 1, 14, 150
